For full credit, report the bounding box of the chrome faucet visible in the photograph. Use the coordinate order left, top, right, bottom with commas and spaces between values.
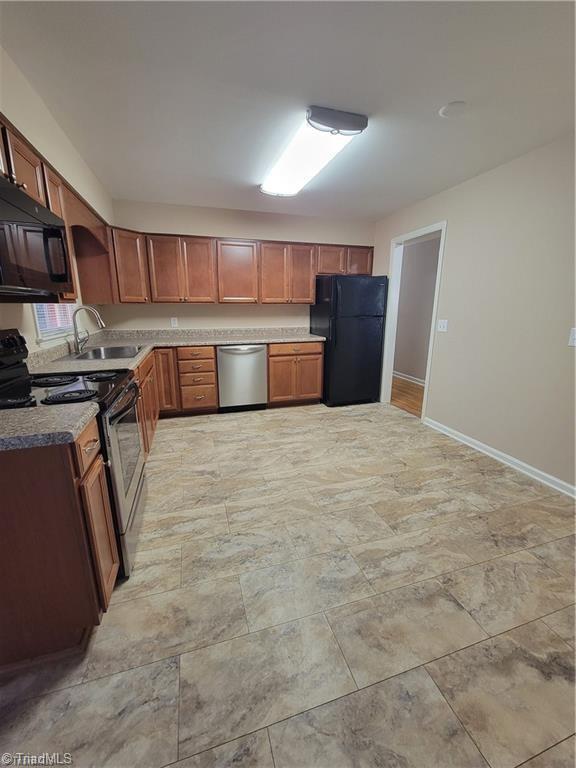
72, 305, 106, 354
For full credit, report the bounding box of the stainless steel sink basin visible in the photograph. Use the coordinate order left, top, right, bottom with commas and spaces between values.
74, 345, 143, 360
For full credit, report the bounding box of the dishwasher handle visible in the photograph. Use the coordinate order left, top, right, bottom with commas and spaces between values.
218, 345, 265, 354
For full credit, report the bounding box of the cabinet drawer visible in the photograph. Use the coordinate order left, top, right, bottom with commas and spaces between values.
74, 419, 101, 477
179, 371, 216, 386
178, 359, 216, 374
268, 342, 324, 356
177, 346, 215, 361
180, 384, 218, 410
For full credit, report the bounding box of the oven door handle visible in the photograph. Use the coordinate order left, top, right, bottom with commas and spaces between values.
108, 383, 140, 425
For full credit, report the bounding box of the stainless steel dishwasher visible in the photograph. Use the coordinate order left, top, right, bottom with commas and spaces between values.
217, 345, 268, 408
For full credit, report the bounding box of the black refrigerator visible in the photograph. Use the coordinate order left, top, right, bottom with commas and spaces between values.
310, 275, 388, 406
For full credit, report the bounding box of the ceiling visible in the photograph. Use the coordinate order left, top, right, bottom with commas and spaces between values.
0, 2, 573, 220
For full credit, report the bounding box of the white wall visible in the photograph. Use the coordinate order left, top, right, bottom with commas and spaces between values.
374, 135, 575, 487
113, 200, 375, 246
0, 45, 114, 350
394, 235, 440, 382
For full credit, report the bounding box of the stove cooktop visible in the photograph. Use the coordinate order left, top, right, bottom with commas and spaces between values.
0, 370, 132, 410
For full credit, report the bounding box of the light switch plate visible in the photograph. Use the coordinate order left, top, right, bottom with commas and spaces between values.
569, 328, 576, 347
170, 317, 178, 328
437, 319, 448, 332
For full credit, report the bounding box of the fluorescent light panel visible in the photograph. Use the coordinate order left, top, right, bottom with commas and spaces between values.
260, 119, 355, 196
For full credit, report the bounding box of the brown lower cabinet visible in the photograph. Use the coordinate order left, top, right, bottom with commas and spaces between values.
137, 351, 160, 454
155, 348, 180, 412
177, 346, 219, 411
268, 343, 323, 403
0, 419, 119, 667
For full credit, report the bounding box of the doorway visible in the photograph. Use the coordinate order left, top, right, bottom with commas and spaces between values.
380, 222, 446, 419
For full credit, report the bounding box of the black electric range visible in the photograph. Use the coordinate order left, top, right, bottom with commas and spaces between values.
0, 328, 130, 410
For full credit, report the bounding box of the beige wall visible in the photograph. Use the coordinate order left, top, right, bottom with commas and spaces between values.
0, 45, 114, 350
374, 135, 575, 486
394, 235, 440, 382
100, 303, 309, 331
113, 200, 375, 245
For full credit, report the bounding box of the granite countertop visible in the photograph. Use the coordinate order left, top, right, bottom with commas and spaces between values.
28, 327, 326, 375
3, 327, 325, 449
0, 402, 99, 452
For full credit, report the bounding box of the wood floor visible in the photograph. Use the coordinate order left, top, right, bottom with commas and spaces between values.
391, 375, 425, 417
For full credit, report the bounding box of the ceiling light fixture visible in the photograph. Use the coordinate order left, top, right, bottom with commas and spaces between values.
260, 106, 368, 197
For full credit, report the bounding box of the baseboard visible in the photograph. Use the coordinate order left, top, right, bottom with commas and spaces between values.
393, 371, 425, 386
422, 417, 576, 499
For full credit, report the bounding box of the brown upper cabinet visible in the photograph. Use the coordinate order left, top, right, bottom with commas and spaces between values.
2, 127, 46, 205
260, 242, 290, 303
217, 239, 259, 303
290, 244, 316, 303
347, 247, 373, 275
147, 235, 183, 302
317, 245, 347, 275
113, 229, 150, 303
64, 187, 118, 305
317, 244, 373, 275
260, 242, 316, 304
182, 237, 217, 303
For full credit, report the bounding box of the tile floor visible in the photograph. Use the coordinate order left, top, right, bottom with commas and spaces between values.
1, 403, 574, 768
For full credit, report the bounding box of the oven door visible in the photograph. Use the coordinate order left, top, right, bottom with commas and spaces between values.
103, 380, 145, 534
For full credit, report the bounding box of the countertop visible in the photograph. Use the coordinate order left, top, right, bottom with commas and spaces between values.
0, 402, 99, 452
28, 328, 326, 375
3, 327, 324, 450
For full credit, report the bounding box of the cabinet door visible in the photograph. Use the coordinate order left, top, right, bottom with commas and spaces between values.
296, 354, 323, 400
217, 240, 259, 303
260, 242, 290, 303
147, 235, 184, 302
3, 128, 46, 205
182, 237, 217, 302
155, 349, 180, 412
113, 229, 150, 303
290, 244, 316, 303
79, 454, 120, 610
317, 245, 346, 275
268, 355, 296, 402
150, 361, 160, 436
347, 247, 373, 275
44, 167, 79, 301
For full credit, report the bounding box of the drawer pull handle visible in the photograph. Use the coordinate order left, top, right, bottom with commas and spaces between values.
193, 377, 202, 382
194, 395, 206, 400
82, 438, 99, 453
192, 364, 202, 369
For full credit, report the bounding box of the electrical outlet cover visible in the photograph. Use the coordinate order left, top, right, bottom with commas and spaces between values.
569, 328, 576, 347
170, 317, 178, 328
437, 319, 448, 332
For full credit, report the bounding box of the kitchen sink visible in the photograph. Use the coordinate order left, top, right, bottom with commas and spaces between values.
74, 345, 144, 360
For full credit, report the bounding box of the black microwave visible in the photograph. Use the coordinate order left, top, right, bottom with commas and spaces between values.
0, 176, 72, 302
